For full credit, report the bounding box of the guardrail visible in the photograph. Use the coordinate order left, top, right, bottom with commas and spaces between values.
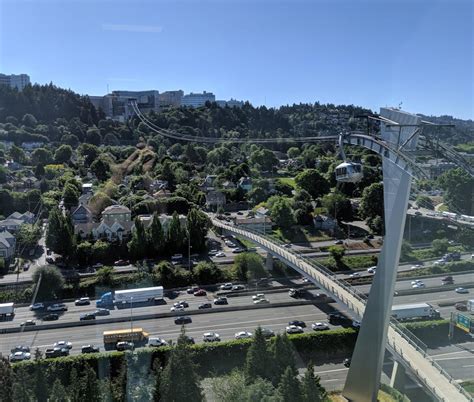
214, 219, 472, 401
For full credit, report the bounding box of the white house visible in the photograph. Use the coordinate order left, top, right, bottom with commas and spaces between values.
0, 230, 16, 261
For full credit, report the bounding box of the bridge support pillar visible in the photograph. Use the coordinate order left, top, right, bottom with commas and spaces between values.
343, 108, 421, 401
390, 360, 407, 393
265, 253, 273, 271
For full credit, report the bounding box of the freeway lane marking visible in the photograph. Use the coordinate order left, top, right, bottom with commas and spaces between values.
313, 368, 348, 374
432, 356, 474, 362
430, 350, 474, 358
462, 365, 474, 368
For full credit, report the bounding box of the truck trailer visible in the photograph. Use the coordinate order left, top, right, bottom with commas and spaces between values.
96, 286, 164, 307
467, 300, 474, 313
0, 302, 15, 318
391, 303, 440, 321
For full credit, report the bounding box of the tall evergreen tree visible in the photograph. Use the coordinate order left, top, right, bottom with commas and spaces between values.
48, 379, 68, 402
277, 366, 302, 402
245, 326, 272, 382
12, 366, 34, 402
271, 334, 296, 384
69, 368, 83, 402
0, 357, 13, 402
33, 362, 48, 402
301, 362, 327, 402
45, 208, 75, 258
186, 208, 210, 252
166, 212, 185, 255
128, 218, 148, 260
148, 212, 165, 256
82, 365, 100, 402
159, 329, 203, 401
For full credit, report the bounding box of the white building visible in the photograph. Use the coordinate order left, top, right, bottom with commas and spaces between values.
181, 91, 215, 108
216, 98, 244, 108
0, 73, 30, 91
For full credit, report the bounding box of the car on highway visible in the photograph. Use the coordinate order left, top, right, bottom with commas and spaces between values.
286, 325, 304, 334
198, 303, 212, 309
174, 316, 192, 325
232, 248, 245, 254
349, 272, 361, 278
179, 335, 195, 345
208, 250, 218, 256
54, 341, 72, 350
253, 298, 270, 304
235, 331, 253, 339
214, 297, 228, 305
328, 313, 351, 326
261, 328, 275, 338
148, 337, 168, 347
311, 322, 330, 331
334, 240, 344, 245
283, 243, 292, 248
412, 282, 426, 289
414, 211, 422, 216
302, 277, 310, 283
9, 351, 31, 362
252, 293, 265, 301
11, 345, 30, 353
45, 347, 69, 358
411, 279, 423, 285
75, 297, 91, 306
170, 305, 185, 312
20, 320, 36, 327
231, 284, 245, 291
42, 313, 59, 321
367, 266, 377, 274
410, 264, 423, 270
80, 313, 96, 321
81, 345, 100, 354
434, 259, 446, 266
289, 320, 306, 328
29, 302, 44, 311
220, 283, 233, 290
187, 287, 199, 294
352, 320, 361, 329
114, 259, 129, 266
95, 308, 111, 316
203, 332, 221, 342
455, 302, 467, 311
174, 300, 189, 308
47, 303, 68, 312
215, 252, 226, 258
194, 289, 207, 296
288, 288, 301, 298
343, 358, 351, 367
116, 341, 134, 351
455, 287, 469, 294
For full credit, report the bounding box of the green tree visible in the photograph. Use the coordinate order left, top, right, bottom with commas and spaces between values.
54, 144, 73, 164
295, 169, 330, 199
245, 327, 272, 382
12, 366, 34, 402
0, 357, 13, 402
92, 240, 110, 262
301, 362, 326, 402
78, 143, 99, 166
31, 148, 53, 166
9, 145, 27, 164
438, 168, 474, 214
46, 208, 75, 257
167, 212, 185, 255
159, 330, 203, 401
22, 113, 38, 127
76, 241, 93, 266
96, 266, 114, 286
48, 379, 68, 402
287, 147, 300, 158
328, 245, 345, 267
250, 148, 278, 172
128, 218, 148, 260
82, 364, 100, 402
148, 213, 165, 256
193, 262, 224, 285
415, 195, 434, 210
90, 156, 110, 182
232, 253, 267, 281
187, 208, 210, 252
321, 192, 353, 222
270, 197, 295, 229
31, 265, 65, 301
271, 334, 296, 384
277, 366, 302, 402
85, 127, 102, 145
33, 361, 48, 402
432, 238, 449, 255
62, 182, 79, 210
16, 224, 41, 251
69, 368, 82, 402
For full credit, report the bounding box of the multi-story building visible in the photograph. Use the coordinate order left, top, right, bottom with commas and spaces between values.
181, 91, 215, 108
159, 90, 184, 107
216, 98, 244, 108
0, 73, 30, 91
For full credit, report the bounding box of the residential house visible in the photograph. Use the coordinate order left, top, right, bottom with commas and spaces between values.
255, 207, 269, 219
8, 211, 35, 224
71, 204, 93, 224
238, 176, 253, 192
81, 183, 93, 194
200, 175, 217, 191
153, 189, 172, 199
102, 205, 132, 224
221, 180, 236, 190
234, 216, 272, 234
137, 214, 187, 232
205, 190, 226, 210
149, 180, 168, 193
0, 230, 16, 261
313, 215, 337, 231
21, 142, 44, 151
0, 210, 35, 232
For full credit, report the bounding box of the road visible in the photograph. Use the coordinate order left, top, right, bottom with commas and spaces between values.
407, 207, 474, 228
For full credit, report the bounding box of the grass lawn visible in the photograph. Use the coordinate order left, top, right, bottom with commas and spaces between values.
271, 226, 332, 244
462, 381, 474, 397
277, 177, 296, 188
318, 254, 378, 272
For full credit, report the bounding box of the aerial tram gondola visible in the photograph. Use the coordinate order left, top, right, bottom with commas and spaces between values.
335, 133, 363, 183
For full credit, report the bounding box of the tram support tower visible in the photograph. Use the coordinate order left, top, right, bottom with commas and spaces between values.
343, 108, 421, 401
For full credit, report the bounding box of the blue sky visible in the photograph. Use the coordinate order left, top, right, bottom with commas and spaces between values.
1, 0, 472, 119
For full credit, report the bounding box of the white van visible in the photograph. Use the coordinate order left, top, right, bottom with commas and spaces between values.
148, 337, 168, 347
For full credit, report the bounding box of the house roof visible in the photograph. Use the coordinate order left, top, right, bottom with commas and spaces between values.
72, 204, 92, 216
102, 205, 131, 215
0, 218, 23, 227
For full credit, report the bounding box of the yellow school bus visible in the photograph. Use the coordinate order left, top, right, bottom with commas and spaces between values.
103, 328, 149, 349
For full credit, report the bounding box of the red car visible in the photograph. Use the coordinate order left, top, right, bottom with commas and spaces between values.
193, 289, 207, 296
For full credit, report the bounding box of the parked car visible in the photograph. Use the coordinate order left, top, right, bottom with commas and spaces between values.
193, 289, 207, 296
311, 322, 330, 331
29, 302, 44, 311
47, 303, 67, 312
42, 313, 59, 321
80, 313, 96, 321
215, 252, 226, 257
116, 341, 133, 351
289, 320, 306, 328
198, 303, 212, 309
94, 308, 110, 316
203, 332, 221, 342
9, 351, 31, 362
455, 288, 469, 294
286, 325, 304, 334
214, 297, 228, 305
54, 341, 72, 349
20, 320, 36, 327
174, 316, 192, 325
148, 337, 168, 347
235, 331, 253, 339
81, 345, 100, 354
75, 297, 91, 306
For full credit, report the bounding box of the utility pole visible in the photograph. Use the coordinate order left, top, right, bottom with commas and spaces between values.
130, 296, 134, 350
188, 228, 191, 270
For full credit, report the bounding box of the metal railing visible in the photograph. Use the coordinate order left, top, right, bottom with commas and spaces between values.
214, 219, 472, 401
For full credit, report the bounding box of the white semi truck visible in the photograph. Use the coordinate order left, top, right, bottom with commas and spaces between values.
391, 303, 440, 321
0, 302, 15, 318
96, 286, 164, 307
467, 300, 474, 313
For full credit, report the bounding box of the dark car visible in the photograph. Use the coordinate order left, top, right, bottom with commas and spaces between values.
289, 320, 306, 328
81, 345, 100, 354
328, 313, 351, 325
80, 313, 96, 321
455, 302, 467, 311
193, 289, 207, 296
174, 316, 192, 325
343, 358, 351, 367
187, 287, 199, 294
213, 297, 228, 305
94, 308, 111, 316
178, 335, 195, 345
45, 347, 69, 358
198, 303, 212, 309
116, 341, 133, 351
42, 313, 59, 321
11, 345, 30, 353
